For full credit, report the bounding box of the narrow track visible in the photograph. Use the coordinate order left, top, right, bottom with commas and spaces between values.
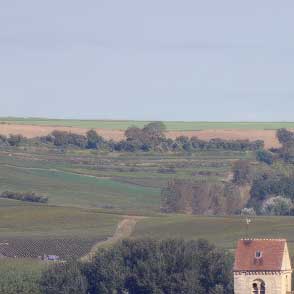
81, 215, 145, 262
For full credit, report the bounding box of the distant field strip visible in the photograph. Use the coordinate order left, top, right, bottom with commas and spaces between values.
1, 117, 294, 130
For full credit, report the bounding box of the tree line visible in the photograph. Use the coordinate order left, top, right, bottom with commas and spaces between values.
0, 122, 265, 152
0, 191, 48, 203
256, 128, 294, 165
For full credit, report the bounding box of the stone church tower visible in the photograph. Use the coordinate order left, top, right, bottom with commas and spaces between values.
234, 239, 292, 294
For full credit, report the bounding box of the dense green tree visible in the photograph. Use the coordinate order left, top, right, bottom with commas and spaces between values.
143, 121, 166, 136
81, 239, 233, 294
51, 130, 70, 146
125, 126, 143, 141
276, 128, 294, 145
141, 122, 166, 147
86, 129, 103, 149
256, 149, 274, 165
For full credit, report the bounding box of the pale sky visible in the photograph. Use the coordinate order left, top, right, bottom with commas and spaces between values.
0, 0, 293, 121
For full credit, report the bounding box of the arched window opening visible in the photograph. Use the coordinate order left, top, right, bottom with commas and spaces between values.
252, 280, 265, 294
252, 283, 258, 294
260, 282, 265, 294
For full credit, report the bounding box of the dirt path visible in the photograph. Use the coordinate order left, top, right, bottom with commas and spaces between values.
81, 215, 145, 262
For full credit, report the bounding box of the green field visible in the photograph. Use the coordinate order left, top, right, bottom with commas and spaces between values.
132, 214, 294, 253
0, 202, 121, 238
0, 201, 121, 260
0, 149, 251, 213
0, 165, 161, 212
1, 117, 294, 130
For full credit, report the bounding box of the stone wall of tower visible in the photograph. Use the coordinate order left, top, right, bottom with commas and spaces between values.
234, 271, 292, 294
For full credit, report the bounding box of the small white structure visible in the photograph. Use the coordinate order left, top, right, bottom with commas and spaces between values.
234, 239, 292, 294
43, 254, 60, 261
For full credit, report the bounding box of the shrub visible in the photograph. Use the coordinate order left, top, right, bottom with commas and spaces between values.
276, 128, 294, 145
0, 191, 48, 203
7, 134, 25, 146
261, 196, 292, 216
256, 150, 274, 165
86, 129, 104, 149
241, 207, 256, 216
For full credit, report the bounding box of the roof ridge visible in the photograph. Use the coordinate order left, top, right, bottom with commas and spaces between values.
240, 238, 286, 241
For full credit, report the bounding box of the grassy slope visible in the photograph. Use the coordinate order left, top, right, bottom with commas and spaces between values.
0, 149, 250, 213
1, 117, 294, 130
0, 165, 161, 212
133, 215, 294, 253
0, 200, 121, 238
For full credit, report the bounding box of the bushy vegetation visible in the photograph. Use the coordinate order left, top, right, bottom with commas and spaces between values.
272, 128, 294, 164
256, 149, 274, 165
260, 196, 292, 216
0, 121, 265, 153
249, 174, 294, 213
40, 239, 233, 294
0, 191, 48, 203
0, 134, 25, 146
161, 179, 246, 215
161, 128, 294, 216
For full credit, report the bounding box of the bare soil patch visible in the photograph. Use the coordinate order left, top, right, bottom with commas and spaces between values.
0, 124, 280, 149
0, 123, 125, 141
81, 215, 145, 262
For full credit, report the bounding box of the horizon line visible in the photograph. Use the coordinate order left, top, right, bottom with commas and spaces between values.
1, 117, 294, 124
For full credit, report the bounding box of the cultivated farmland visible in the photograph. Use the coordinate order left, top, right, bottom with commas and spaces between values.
1, 119, 294, 289
0, 118, 289, 148
133, 215, 294, 253
0, 202, 121, 258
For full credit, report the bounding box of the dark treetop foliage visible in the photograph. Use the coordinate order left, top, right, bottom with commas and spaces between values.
1, 122, 265, 153
256, 149, 274, 165
276, 128, 294, 145
0, 191, 48, 203
40, 239, 233, 294
274, 129, 294, 164
0, 122, 264, 154
0, 134, 25, 147
81, 238, 234, 294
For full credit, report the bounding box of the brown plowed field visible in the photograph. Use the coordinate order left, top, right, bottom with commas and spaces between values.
0, 123, 280, 149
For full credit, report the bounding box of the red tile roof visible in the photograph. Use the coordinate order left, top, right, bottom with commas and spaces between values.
234, 239, 286, 271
